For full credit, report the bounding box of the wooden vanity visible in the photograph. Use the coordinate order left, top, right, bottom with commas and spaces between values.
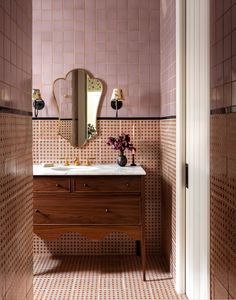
33, 165, 146, 280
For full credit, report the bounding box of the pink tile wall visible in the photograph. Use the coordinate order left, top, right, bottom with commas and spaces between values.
210, 1, 236, 299
0, 114, 33, 300
160, 119, 176, 283
32, 0, 160, 118
159, 0, 177, 283
160, 0, 176, 117
0, 0, 32, 112
0, 1, 33, 300
210, 0, 236, 110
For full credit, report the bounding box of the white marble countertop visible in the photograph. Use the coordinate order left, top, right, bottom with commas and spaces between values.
33, 164, 146, 176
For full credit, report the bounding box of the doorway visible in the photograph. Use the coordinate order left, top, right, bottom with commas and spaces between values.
176, 0, 210, 299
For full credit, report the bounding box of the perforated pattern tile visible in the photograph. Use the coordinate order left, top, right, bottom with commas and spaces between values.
0, 114, 33, 300
159, 119, 176, 283
210, 114, 236, 299
33, 119, 161, 255
33, 255, 187, 300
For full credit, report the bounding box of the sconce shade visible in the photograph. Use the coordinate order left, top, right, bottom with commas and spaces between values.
32, 89, 43, 101
110, 88, 124, 118
111, 88, 124, 101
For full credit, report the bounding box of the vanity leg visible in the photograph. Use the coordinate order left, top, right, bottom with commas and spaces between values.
135, 240, 141, 256
141, 237, 146, 281
141, 224, 146, 281
141, 175, 146, 281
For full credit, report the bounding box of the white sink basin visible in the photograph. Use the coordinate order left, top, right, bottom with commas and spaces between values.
51, 166, 98, 171
51, 166, 73, 171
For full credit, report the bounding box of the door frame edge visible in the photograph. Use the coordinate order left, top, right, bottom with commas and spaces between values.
176, 0, 186, 294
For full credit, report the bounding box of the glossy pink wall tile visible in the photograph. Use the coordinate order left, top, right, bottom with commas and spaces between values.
32, 0, 161, 117
0, 1, 32, 111
160, 0, 176, 117
210, 0, 236, 110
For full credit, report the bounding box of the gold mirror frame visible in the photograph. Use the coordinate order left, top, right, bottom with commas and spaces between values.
53, 69, 104, 148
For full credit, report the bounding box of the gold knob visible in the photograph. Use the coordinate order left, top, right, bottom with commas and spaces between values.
34, 209, 39, 213
126, 183, 129, 187
105, 209, 111, 213
56, 184, 60, 187
83, 183, 88, 187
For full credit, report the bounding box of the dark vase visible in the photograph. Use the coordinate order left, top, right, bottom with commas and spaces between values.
117, 153, 127, 167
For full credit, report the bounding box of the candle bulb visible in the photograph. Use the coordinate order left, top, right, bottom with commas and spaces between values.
130, 149, 136, 166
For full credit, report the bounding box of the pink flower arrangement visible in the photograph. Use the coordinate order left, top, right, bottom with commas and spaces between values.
107, 133, 136, 155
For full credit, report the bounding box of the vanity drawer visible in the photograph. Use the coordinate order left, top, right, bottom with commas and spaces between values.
33, 194, 141, 225
74, 176, 140, 193
33, 176, 70, 193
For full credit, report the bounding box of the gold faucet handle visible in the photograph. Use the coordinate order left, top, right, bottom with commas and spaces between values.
74, 158, 80, 166
85, 157, 96, 166
64, 158, 70, 166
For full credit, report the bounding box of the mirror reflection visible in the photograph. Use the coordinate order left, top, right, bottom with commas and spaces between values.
53, 69, 103, 147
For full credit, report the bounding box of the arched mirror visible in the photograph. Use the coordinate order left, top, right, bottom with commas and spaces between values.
53, 69, 103, 147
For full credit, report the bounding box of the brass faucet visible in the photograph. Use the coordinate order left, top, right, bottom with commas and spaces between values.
85, 157, 95, 166
64, 158, 70, 166
74, 157, 80, 166
59, 157, 70, 166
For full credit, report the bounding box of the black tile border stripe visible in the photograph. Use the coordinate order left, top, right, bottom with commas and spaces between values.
32, 115, 176, 120
32, 117, 58, 120
0, 106, 32, 116
211, 105, 236, 115
98, 116, 176, 120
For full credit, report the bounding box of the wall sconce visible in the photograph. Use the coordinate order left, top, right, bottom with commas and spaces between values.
111, 88, 124, 118
32, 89, 45, 117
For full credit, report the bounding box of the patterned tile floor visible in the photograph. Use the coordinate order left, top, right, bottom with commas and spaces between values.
33, 255, 187, 300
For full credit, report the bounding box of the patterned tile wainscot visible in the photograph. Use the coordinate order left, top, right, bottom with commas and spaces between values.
160, 119, 176, 283
0, 113, 33, 300
33, 119, 161, 255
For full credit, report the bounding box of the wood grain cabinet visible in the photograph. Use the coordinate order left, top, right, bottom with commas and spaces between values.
33, 175, 146, 280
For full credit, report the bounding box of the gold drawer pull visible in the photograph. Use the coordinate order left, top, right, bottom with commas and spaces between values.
105, 208, 111, 213
126, 183, 129, 187
34, 209, 39, 213
83, 183, 88, 187
55, 184, 60, 187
